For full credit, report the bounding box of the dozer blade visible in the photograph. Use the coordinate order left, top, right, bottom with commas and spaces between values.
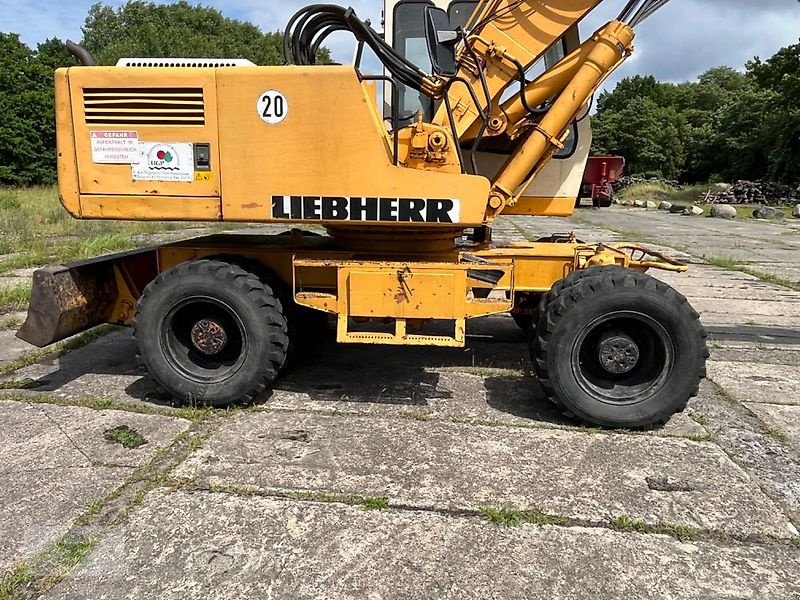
16, 248, 156, 348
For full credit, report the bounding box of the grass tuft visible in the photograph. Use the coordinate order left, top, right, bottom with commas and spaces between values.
0, 325, 115, 377
610, 515, 702, 541
0, 564, 33, 599
705, 256, 800, 291
0, 378, 44, 390
408, 409, 432, 422
361, 496, 389, 511
54, 536, 98, 568
686, 433, 715, 443
103, 425, 148, 449
618, 182, 674, 205
0, 315, 23, 331
480, 506, 569, 527
760, 424, 789, 443
0, 285, 31, 312
610, 515, 648, 533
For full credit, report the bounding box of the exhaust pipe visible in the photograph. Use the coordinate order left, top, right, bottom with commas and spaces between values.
65, 40, 96, 66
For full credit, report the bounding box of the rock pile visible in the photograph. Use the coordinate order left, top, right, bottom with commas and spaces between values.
703, 180, 799, 206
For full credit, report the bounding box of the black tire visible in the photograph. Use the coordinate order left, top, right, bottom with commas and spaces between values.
205, 254, 328, 365
532, 269, 708, 428
134, 259, 289, 407
511, 292, 542, 333
534, 266, 630, 328
531, 266, 629, 411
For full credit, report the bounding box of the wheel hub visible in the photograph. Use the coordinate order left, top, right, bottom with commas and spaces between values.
597, 332, 640, 375
190, 319, 228, 356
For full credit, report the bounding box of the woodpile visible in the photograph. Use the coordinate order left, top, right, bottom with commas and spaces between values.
703, 180, 799, 206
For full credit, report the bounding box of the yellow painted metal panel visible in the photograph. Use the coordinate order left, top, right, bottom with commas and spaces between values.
80, 195, 221, 221
55, 69, 81, 217
67, 67, 221, 198
215, 66, 490, 225
348, 270, 457, 319
501, 197, 577, 216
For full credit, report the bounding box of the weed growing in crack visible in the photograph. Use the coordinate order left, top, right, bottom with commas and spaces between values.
610, 515, 648, 533
760, 425, 789, 443
103, 425, 148, 449
361, 497, 390, 511
481, 506, 568, 527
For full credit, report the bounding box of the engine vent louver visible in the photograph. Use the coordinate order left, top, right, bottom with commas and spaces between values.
83, 87, 205, 126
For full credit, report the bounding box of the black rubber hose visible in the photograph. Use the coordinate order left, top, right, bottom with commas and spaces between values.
65, 40, 96, 66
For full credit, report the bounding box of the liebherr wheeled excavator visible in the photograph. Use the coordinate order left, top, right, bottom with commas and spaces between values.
17, 0, 708, 427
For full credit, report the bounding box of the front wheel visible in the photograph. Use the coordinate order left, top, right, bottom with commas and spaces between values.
531, 269, 708, 427
134, 259, 289, 407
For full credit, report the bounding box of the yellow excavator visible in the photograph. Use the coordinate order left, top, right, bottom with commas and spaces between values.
17, 0, 708, 427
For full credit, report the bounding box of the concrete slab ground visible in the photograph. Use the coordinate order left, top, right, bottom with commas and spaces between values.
572, 206, 800, 284
47, 492, 800, 600
707, 361, 799, 405
0, 401, 190, 572
0, 209, 799, 598
175, 411, 791, 540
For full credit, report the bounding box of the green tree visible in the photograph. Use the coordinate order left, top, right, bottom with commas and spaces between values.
591, 96, 686, 179
746, 43, 800, 185
0, 34, 71, 186
80, 1, 328, 66
595, 75, 674, 114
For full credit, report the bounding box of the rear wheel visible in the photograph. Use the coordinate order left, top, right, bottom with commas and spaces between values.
134, 259, 289, 407
531, 268, 708, 427
511, 292, 541, 333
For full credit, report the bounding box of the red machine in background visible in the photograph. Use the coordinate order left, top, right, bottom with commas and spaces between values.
577, 156, 626, 208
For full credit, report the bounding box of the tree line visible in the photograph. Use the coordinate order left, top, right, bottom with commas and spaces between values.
2, 1, 798, 188
0, 1, 311, 187
591, 42, 800, 187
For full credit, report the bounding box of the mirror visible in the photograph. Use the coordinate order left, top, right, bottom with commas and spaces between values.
424, 7, 459, 77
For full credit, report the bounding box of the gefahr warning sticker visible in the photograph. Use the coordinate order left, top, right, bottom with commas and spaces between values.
90, 131, 139, 164
132, 142, 194, 182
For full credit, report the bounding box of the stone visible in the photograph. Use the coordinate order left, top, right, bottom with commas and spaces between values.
710, 205, 737, 219
753, 206, 785, 220
645, 200, 658, 209
683, 205, 704, 216
793, 204, 800, 218
669, 203, 687, 214
633, 200, 646, 208
659, 201, 673, 211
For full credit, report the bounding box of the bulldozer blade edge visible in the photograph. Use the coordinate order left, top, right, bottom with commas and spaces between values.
271, 196, 461, 224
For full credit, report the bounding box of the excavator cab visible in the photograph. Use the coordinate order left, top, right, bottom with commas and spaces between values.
383, 0, 592, 216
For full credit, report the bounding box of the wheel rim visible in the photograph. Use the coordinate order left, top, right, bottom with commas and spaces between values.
160, 296, 248, 385
570, 311, 674, 405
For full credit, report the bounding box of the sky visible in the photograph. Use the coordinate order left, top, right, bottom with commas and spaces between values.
1, 0, 799, 92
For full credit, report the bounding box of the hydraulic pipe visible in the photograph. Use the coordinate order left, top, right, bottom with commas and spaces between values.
486, 20, 635, 213
467, 42, 594, 140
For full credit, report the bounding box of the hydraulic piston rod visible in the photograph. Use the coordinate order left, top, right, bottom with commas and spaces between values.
486, 20, 635, 213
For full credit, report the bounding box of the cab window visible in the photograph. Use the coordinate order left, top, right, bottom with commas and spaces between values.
448, 1, 479, 29
393, 1, 435, 119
